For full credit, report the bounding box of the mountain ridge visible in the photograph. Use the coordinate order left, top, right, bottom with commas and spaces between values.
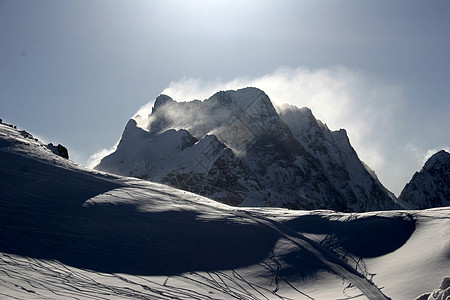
96, 87, 400, 212
398, 149, 450, 209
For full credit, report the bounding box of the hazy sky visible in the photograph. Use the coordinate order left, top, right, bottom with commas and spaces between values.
1, 0, 449, 195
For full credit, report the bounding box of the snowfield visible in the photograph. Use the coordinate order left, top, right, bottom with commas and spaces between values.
0, 122, 449, 299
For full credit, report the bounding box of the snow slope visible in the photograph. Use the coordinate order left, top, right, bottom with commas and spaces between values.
1, 122, 449, 299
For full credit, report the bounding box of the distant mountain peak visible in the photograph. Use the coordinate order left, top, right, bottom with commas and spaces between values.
205, 87, 277, 120
152, 94, 175, 114
423, 149, 450, 171
398, 149, 450, 209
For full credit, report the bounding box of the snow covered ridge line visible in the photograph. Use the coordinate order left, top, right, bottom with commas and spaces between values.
99, 87, 450, 211
96, 87, 407, 211
398, 150, 450, 209
0, 121, 70, 160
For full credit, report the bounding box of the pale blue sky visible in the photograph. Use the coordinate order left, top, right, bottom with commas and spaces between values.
1, 0, 449, 195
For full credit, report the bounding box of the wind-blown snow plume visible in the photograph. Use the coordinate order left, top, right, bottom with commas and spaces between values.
88, 146, 117, 169
422, 147, 450, 165
157, 67, 404, 170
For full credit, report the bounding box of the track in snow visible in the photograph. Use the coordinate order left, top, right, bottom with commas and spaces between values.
241, 210, 390, 300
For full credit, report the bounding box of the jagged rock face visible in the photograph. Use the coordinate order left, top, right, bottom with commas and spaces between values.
96, 119, 262, 206
96, 87, 398, 211
398, 150, 450, 209
162, 147, 260, 206
278, 104, 399, 211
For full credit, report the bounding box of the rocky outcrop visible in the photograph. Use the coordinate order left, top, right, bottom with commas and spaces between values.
46, 143, 69, 159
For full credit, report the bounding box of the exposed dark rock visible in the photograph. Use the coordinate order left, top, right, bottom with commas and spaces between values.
46, 143, 69, 159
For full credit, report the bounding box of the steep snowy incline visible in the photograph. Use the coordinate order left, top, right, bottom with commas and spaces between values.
278, 104, 399, 211
398, 150, 450, 209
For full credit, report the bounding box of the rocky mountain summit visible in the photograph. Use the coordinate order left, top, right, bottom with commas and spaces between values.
398, 150, 450, 209
96, 87, 399, 212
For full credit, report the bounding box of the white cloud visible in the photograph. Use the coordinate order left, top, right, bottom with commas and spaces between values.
134, 101, 155, 120
87, 143, 118, 169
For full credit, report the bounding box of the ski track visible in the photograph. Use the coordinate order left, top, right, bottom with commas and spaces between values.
0, 253, 307, 299
0, 206, 388, 300
0, 177, 387, 299
240, 210, 390, 300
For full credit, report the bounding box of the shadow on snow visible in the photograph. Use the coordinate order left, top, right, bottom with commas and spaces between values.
0, 151, 279, 275
283, 213, 416, 258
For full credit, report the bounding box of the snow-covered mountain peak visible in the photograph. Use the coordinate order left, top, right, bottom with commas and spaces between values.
123, 118, 139, 133
277, 104, 334, 139
277, 104, 398, 210
96, 88, 399, 211
121, 118, 196, 150
152, 94, 175, 114
278, 103, 313, 115
423, 149, 450, 171
398, 149, 450, 209
136, 87, 285, 153
278, 105, 317, 137
207, 87, 274, 112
